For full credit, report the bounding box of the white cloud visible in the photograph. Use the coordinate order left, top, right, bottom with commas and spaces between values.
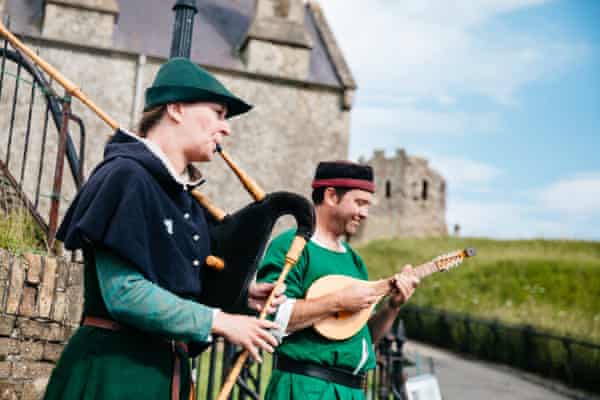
352, 105, 500, 136
349, 105, 500, 160
389, 0, 551, 26
338, 0, 589, 160
320, 0, 587, 104
447, 172, 600, 240
538, 172, 600, 215
447, 199, 576, 239
427, 154, 502, 192
437, 95, 457, 106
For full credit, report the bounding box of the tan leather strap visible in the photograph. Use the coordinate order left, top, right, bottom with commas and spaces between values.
171, 342, 190, 400
172, 349, 181, 400
82, 316, 122, 331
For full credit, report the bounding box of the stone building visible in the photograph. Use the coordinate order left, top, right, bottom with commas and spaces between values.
352, 149, 447, 243
0, 0, 356, 227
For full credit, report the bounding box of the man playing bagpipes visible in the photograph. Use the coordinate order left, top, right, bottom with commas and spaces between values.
257, 161, 420, 400
43, 58, 287, 400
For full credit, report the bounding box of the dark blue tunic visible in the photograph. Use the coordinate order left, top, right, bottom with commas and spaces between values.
57, 129, 211, 299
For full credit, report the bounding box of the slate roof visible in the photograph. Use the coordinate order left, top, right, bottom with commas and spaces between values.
4, 0, 353, 88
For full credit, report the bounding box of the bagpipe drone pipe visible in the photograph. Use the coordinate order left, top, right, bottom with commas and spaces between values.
199, 190, 315, 313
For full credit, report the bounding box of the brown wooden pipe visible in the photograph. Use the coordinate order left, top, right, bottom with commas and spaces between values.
204, 255, 225, 271
190, 190, 227, 222
216, 144, 266, 201
216, 236, 307, 400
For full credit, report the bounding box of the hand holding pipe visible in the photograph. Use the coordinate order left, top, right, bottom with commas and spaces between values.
216, 235, 307, 400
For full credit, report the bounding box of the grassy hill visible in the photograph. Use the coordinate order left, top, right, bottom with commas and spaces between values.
356, 237, 600, 344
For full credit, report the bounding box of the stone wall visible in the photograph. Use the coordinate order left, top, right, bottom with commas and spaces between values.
242, 40, 311, 80
400, 155, 447, 237
42, 2, 118, 48
353, 149, 447, 243
0, 250, 82, 400
202, 71, 350, 214
242, 0, 312, 80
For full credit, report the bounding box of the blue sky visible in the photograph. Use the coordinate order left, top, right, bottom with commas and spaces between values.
320, 0, 600, 240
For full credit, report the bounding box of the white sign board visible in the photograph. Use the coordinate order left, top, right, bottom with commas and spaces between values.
405, 374, 442, 400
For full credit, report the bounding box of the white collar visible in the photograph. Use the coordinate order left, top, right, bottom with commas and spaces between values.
310, 233, 347, 253
121, 129, 205, 189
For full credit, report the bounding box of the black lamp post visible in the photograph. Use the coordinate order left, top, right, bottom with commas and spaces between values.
170, 0, 198, 58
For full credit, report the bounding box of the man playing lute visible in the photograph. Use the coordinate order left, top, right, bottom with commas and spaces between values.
257, 161, 420, 400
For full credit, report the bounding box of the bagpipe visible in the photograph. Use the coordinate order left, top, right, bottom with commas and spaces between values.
0, 21, 315, 398
194, 174, 315, 313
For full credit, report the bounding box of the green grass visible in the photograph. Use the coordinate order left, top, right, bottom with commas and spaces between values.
356, 237, 600, 344
0, 208, 46, 253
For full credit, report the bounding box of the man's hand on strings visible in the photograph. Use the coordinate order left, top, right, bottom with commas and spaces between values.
248, 282, 287, 314
335, 283, 380, 313
388, 264, 419, 309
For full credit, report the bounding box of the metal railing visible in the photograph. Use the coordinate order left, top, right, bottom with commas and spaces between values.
193, 341, 265, 400
191, 322, 417, 400
400, 304, 600, 394
0, 19, 85, 246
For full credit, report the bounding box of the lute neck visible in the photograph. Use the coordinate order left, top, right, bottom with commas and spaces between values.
372, 261, 441, 297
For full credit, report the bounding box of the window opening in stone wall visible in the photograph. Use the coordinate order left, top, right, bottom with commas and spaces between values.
422, 180, 428, 201
385, 180, 391, 198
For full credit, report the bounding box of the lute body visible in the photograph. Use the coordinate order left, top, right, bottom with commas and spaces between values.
306, 248, 476, 340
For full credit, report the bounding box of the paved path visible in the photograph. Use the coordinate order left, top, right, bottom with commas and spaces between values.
402, 341, 597, 400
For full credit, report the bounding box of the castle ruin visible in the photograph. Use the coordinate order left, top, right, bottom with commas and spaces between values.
353, 149, 447, 243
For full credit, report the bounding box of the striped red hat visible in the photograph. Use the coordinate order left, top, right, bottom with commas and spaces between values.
311, 160, 375, 193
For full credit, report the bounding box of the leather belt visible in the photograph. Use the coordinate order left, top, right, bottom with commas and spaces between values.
82, 316, 189, 400
275, 355, 366, 389
82, 316, 121, 331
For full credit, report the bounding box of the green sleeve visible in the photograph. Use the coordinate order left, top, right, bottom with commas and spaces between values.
95, 248, 214, 343
257, 230, 307, 299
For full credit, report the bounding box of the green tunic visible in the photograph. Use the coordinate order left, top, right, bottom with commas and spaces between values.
257, 230, 376, 400
42, 249, 211, 400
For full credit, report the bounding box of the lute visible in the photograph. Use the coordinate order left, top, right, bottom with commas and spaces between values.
306, 248, 476, 340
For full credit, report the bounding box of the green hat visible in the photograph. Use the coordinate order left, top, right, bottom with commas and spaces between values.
144, 58, 252, 118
